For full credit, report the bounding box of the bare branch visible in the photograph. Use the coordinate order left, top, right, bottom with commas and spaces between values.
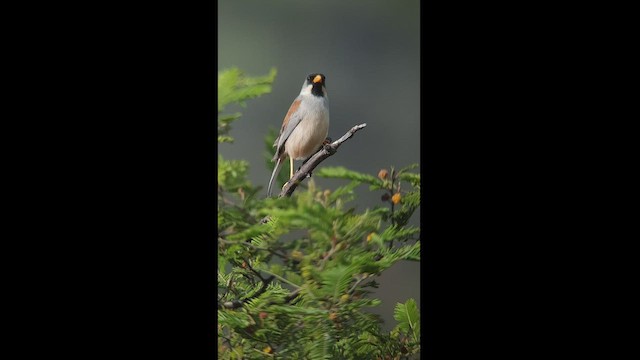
279, 123, 367, 197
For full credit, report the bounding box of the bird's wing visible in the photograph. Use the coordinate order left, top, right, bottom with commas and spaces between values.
272, 98, 304, 160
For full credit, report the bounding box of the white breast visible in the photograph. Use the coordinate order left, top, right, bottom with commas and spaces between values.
285, 96, 330, 160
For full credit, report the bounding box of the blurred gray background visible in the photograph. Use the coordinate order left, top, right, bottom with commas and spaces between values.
218, 0, 420, 331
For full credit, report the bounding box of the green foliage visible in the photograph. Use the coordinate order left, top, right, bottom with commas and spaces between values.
320, 264, 360, 301
218, 155, 251, 192
319, 164, 421, 229
218, 67, 421, 359
218, 67, 277, 112
394, 299, 420, 342
392, 299, 420, 356
218, 67, 277, 143
316, 166, 383, 190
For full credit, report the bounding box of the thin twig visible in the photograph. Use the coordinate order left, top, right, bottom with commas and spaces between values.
347, 275, 368, 295
257, 268, 301, 289
283, 288, 302, 304
218, 238, 289, 260
279, 123, 367, 197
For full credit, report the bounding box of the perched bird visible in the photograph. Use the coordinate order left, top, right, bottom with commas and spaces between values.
267, 73, 330, 197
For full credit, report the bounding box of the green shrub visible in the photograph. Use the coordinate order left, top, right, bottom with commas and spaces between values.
218, 68, 421, 359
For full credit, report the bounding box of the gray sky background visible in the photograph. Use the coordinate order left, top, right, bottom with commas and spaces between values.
218, 0, 420, 331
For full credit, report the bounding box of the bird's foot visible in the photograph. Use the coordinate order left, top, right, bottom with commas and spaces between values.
321, 137, 335, 153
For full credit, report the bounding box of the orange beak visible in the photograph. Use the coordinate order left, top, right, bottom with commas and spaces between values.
313, 75, 322, 84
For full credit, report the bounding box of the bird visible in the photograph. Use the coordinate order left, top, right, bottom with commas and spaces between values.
267, 73, 330, 197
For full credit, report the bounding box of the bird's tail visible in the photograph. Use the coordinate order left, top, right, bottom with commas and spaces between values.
267, 157, 283, 197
